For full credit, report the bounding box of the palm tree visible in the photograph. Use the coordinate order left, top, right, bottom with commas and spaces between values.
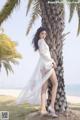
0, 31, 22, 75
0, 0, 80, 112
39, 1, 67, 113
26, 0, 80, 113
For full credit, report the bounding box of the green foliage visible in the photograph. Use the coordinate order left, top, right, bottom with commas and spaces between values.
76, 3, 80, 35
0, 33, 22, 75
0, 0, 20, 25
26, 0, 41, 35
48, 0, 79, 2
67, 0, 79, 2
0, 0, 80, 36
68, 3, 80, 35
26, 0, 80, 36
26, 0, 33, 15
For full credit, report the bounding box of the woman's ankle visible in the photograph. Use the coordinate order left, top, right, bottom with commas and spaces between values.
50, 104, 54, 108
49, 105, 55, 112
40, 106, 46, 111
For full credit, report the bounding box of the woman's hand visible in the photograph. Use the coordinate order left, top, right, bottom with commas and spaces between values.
52, 62, 57, 69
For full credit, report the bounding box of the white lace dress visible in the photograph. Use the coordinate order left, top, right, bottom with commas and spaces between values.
16, 38, 55, 105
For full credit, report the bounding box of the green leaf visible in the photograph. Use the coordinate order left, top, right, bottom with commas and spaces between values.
26, 0, 33, 15
76, 3, 80, 36
66, 0, 79, 2
68, 3, 76, 22
0, 0, 20, 25
26, 0, 40, 35
2, 61, 14, 75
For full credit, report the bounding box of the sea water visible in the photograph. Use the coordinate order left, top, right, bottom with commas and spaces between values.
65, 84, 80, 97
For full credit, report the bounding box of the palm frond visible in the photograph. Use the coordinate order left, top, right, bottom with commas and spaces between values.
26, 0, 41, 35
0, 0, 20, 25
68, 3, 80, 36
26, 0, 33, 15
67, 2, 80, 36
66, 0, 79, 2
62, 32, 70, 41
9, 58, 19, 65
12, 53, 22, 59
2, 57, 19, 65
68, 3, 76, 22
76, 3, 80, 36
0, 56, 20, 75
2, 61, 14, 75
48, 0, 79, 3
0, 33, 22, 74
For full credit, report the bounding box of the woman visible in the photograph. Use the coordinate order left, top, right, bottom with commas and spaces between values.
16, 27, 58, 117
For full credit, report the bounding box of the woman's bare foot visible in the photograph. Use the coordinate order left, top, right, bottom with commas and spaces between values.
40, 110, 48, 115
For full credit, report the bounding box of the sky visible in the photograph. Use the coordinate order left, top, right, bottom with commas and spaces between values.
0, 0, 80, 89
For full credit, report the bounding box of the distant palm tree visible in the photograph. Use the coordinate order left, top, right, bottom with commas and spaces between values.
0, 30, 22, 75
0, 0, 80, 112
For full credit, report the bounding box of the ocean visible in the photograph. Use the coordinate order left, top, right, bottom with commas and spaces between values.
0, 84, 80, 97
65, 84, 80, 97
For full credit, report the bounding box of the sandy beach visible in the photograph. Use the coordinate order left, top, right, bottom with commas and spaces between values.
0, 89, 80, 120
0, 89, 80, 104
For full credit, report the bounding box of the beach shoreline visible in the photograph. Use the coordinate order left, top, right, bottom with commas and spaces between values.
0, 89, 80, 104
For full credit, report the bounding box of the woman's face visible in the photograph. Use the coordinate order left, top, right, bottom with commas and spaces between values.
39, 30, 47, 39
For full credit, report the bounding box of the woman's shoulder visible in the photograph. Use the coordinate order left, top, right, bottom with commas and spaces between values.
38, 39, 49, 50
38, 39, 45, 45
38, 38, 44, 42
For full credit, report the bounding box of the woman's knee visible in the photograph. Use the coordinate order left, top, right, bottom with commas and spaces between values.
41, 86, 46, 93
52, 79, 58, 88
41, 82, 47, 93
55, 80, 58, 88
50, 71, 58, 87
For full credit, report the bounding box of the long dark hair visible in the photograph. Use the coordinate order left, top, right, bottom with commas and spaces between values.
32, 26, 47, 51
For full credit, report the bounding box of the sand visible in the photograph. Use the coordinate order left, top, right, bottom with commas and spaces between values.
0, 95, 80, 120
0, 89, 80, 104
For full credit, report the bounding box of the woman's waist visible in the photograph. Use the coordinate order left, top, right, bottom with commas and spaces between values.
40, 59, 53, 69
40, 58, 52, 64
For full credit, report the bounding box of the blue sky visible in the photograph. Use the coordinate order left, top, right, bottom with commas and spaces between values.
0, 0, 80, 89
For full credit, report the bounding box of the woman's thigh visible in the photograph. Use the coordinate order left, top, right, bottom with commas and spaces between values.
49, 68, 58, 86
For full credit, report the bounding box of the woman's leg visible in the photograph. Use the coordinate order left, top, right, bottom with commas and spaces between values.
40, 80, 48, 112
49, 68, 58, 111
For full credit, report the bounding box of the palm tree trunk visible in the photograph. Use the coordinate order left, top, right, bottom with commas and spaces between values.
39, 0, 68, 113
